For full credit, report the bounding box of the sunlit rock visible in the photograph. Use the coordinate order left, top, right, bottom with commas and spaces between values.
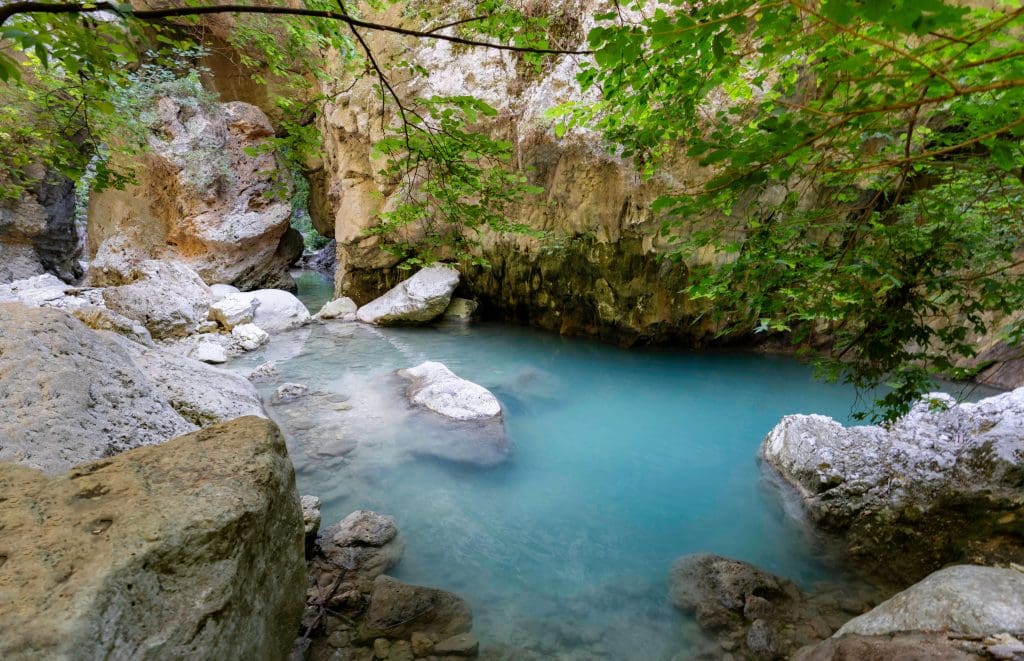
356, 265, 459, 325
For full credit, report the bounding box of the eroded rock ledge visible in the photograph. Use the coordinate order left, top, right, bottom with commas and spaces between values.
0, 416, 307, 660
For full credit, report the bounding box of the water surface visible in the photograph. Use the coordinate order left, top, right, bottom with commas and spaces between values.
238, 273, 985, 659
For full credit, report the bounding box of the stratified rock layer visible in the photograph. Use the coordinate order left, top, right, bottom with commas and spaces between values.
0, 416, 307, 660
761, 391, 1024, 583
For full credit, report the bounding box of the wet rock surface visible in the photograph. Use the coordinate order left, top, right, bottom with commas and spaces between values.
0, 416, 307, 660
761, 390, 1024, 583
669, 554, 875, 660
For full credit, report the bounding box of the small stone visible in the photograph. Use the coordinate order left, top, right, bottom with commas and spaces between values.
411, 632, 433, 657
273, 382, 309, 404
432, 633, 478, 656
232, 323, 269, 351
388, 640, 415, 661
248, 361, 279, 381
192, 341, 228, 364
374, 638, 391, 659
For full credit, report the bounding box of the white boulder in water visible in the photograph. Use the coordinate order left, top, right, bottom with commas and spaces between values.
208, 293, 258, 330
356, 265, 459, 325
397, 361, 501, 421
314, 296, 357, 321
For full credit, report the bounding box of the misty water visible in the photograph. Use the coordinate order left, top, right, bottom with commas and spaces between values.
233, 272, 983, 658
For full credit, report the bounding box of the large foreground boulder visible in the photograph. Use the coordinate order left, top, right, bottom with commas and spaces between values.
87, 97, 301, 290
760, 390, 1024, 583
0, 303, 195, 474
0, 416, 307, 659
356, 265, 459, 325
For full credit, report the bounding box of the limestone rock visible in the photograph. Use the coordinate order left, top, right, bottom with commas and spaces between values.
109, 334, 265, 427
320, 511, 405, 581
231, 288, 311, 332
356, 266, 459, 325
209, 292, 259, 329
315, 296, 357, 321
359, 576, 472, 641
397, 361, 501, 421
100, 260, 213, 339
433, 633, 480, 656
794, 632, 989, 661
301, 495, 322, 559
442, 297, 478, 322
87, 97, 300, 290
0, 416, 307, 659
0, 303, 195, 474
273, 382, 309, 404
760, 390, 1024, 582
0, 272, 73, 306
249, 360, 279, 381
192, 341, 228, 364
70, 304, 155, 346
836, 565, 1024, 637
210, 283, 241, 300
232, 322, 270, 350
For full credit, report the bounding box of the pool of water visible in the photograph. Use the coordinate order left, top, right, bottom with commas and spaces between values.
235, 273, 985, 659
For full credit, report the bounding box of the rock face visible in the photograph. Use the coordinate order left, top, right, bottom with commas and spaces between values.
669, 553, 868, 659
397, 361, 502, 421
87, 96, 301, 291
0, 416, 307, 660
760, 391, 1024, 583
99, 260, 213, 339
0, 168, 81, 284
0, 303, 195, 474
835, 565, 1024, 637
313, 2, 717, 344
355, 265, 460, 325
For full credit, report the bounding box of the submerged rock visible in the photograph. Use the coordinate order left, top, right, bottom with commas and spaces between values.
0, 303, 195, 474
99, 260, 212, 339
0, 416, 306, 659
273, 382, 309, 404
669, 553, 870, 659
356, 265, 459, 325
397, 361, 502, 421
760, 390, 1024, 582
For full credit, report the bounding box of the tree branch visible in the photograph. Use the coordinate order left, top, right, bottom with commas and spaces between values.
0, 1, 592, 55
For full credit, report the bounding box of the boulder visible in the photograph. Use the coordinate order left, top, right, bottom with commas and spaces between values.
273, 382, 309, 404
108, 334, 265, 427
314, 296, 357, 321
669, 554, 870, 659
358, 575, 472, 641
210, 283, 241, 300
232, 322, 270, 350
100, 260, 213, 339
356, 265, 459, 325
209, 292, 258, 329
0, 416, 307, 659
320, 511, 405, 582
301, 495, 322, 559
233, 289, 311, 332
397, 361, 501, 421
760, 390, 1024, 582
87, 98, 300, 290
0, 303, 195, 474
191, 341, 228, 364
835, 565, 1024, 637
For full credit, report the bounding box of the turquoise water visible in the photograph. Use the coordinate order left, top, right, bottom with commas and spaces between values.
241, 273, 979, 658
